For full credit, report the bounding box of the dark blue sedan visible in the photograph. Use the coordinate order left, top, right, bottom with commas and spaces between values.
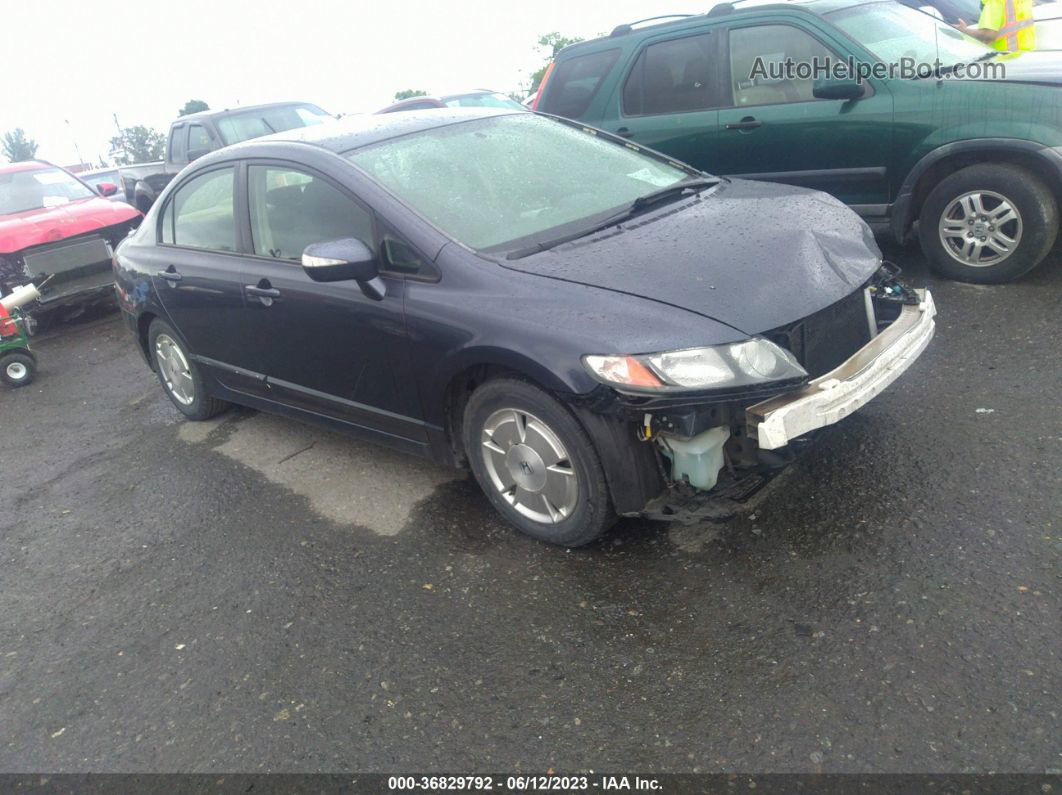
114, 109, 935, 546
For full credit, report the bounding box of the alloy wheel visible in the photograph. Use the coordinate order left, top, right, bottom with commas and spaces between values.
938, 190, 1023, 268
155, 334, 195, 405
480, 408, 578, 524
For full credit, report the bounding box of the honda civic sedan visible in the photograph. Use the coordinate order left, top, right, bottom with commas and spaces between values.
114, 109, 936, 546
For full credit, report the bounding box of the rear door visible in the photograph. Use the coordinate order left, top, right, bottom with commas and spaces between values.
595, 28, 726, 172
150, 164, 264, 395
715, 21, 894, 207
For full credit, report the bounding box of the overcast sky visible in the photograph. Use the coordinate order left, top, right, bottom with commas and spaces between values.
1, 0, 710, 167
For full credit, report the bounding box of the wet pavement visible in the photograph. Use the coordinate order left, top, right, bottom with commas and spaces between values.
0, 245, 1058, 773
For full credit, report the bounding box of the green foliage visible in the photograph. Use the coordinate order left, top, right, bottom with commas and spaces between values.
529, 32, 583, 94
178, 99, 210, 116
393, 89, 428, 101
2, 128, 39, 162
109, 125, 166, 165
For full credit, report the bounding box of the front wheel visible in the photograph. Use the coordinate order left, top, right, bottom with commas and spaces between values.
918, 164, 1058, 284
463, 378, 616, 547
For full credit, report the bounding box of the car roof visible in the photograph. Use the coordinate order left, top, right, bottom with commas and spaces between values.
220, 107, 522, 156
173, 101, 323, 123
558, 0, 880, 55
0, 160, 56, 176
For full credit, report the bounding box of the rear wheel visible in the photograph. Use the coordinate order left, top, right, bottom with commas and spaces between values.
148, 319, 227, 420
1, 352, 36, 387
463, 378, 615, 547
919, 164, 1058, 283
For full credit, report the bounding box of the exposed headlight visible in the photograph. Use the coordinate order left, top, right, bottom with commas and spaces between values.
584, 338, 807, 392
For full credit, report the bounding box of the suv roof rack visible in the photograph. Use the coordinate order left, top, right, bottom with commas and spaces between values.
609, 14, 696, 36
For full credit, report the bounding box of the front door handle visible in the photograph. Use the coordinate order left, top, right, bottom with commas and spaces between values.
725, 117, 762, 131
615, 127, 635, 139
157, 267, 182, 282
245, 281, 281, 307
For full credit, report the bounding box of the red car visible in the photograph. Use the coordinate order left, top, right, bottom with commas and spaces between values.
0, 160, 141, 324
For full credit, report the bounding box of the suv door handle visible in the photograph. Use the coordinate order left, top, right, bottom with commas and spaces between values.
615, 127, 635, 139
725, 117, 762, 131
157, 267, 182, 282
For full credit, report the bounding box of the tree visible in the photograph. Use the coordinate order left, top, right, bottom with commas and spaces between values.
178, 99, 209, 116
529, 32, 583, 94
2, 128, 39, 162
109, 125, 166, 165
393, 89, 428, 101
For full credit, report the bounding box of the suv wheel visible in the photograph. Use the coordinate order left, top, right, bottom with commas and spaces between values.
919, 164, 1058, 284
148, 319, 228, 420
463, 378, 616, 547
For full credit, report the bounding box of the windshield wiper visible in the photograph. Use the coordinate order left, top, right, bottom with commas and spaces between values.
505, 176, 718, 260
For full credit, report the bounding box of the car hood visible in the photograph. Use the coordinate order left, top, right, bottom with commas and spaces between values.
498, 179, 882, 335
991, 50, 1062, 85
0, 197, 141, 255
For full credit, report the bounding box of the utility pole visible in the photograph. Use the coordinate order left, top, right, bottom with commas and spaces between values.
64, 119, 84, 168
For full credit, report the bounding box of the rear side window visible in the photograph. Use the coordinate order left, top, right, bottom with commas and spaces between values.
623, 33, 721, 115
169, 124, 187, 162
539, 48, 621, 119
170, 167, 236, 251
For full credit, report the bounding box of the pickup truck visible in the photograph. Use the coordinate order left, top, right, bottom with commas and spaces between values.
121, 101, 333, 212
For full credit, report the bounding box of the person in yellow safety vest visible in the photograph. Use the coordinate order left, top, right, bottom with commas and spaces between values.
957, 0, 1037, 52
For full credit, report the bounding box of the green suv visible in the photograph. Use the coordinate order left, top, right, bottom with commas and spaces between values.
536, 0, 1062, 283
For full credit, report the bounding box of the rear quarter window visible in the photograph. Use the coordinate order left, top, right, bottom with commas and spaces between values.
539, 48, 621, 119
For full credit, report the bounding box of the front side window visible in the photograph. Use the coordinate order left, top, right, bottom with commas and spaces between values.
170, 167, 235, 251
624, 33, 722, 115
187, 124, 212, 155
538, 49, 621, 119
0, 166, 95, 215
247, 166, 373, 261
729, 25, 835, 106
347, 114, 689, 251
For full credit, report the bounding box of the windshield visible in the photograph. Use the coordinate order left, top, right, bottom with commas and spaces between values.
216, 104, 332, 145
442, 92, 526, 110
829, 2, 989, 68
346, 114, 690, 251
0, 166, 96, 215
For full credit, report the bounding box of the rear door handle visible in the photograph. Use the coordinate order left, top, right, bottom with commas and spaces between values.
725, 117, 762, 131
615, 127, 635, 139
157, 267, 182, 282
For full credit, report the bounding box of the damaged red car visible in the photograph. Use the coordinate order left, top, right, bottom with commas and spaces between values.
0, 161, 141, 325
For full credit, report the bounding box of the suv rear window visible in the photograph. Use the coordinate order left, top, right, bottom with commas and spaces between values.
539, 49, 621, 119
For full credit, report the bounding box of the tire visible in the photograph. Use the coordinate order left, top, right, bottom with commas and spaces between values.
462, 377, 616, 547
147, 318, 227, 420
1, 352, 35, 387
918, 164, 1058, 284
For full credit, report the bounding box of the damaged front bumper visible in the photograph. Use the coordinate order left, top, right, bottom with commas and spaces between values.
746, 289, 935, 450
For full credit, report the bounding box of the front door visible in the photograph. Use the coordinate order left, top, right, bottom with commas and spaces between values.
715, 22, 894, 208
239, 163, 426, 447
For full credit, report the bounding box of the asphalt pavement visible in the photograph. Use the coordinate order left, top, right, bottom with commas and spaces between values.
0, 245, 1058, 773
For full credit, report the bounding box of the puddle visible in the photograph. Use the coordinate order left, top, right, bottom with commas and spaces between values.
177, 412, 461, 535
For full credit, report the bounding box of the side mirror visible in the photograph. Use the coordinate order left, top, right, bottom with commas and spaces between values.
812, 77, 866, 101
302, 238, 385, 300
187, 148, 209, 162
97, 182, 118, 197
